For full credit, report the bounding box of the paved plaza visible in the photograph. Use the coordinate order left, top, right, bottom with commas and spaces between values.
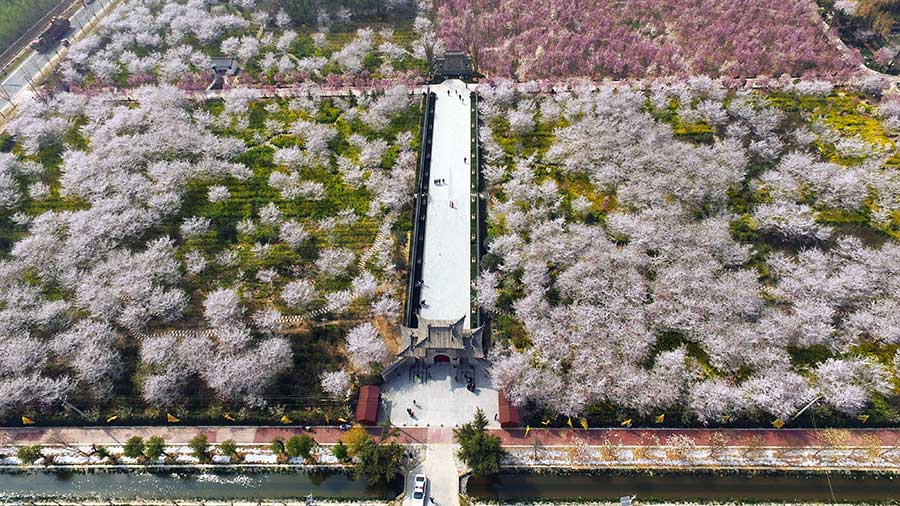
380, 361, 500, 429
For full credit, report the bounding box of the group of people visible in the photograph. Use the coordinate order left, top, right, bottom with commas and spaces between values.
447, 87, 467, 105
406, 399, 422, 419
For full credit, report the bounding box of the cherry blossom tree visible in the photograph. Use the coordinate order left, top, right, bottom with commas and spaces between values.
438, 0, 859, 79
204, 288, 244, 328
344, 322, 388, 369
320, 369, 351, 398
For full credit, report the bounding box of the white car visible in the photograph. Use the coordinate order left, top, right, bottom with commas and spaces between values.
411, 474, 428, 506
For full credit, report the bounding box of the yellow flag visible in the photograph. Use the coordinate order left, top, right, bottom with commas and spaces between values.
620, 418, 632, 427
337, 417, 348, 423
541, 419, 550, 426
224, 414, 236, 422
655, 414, 665, 424
772, 418, 785, 429
166, 413, 180, 423
580, 418, 588, 430
325, 413, 331, 424
857, 414, 870, 423
722, 415, 731, 424
566, 417, 573, 428
106, 416, 118, 423
21, 416, 34, 425
524, 425, 531, 438
280, 415, 293, 424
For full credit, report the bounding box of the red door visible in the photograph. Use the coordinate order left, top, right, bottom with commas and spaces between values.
434, 354, 451, 364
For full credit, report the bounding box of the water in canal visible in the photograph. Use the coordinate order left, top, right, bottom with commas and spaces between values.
467, 471, 900, 502
0, 469, 399, 500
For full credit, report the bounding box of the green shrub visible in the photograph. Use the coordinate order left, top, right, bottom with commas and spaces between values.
16, 445, 42, 464
145, 436, 166, 460
122, 436, 145, 459
93, 445, 112, 461
188, 434, 211, 463
270, 438, 286, 455
218, 439, 239, 459
353, 439, 405, 485
332, 440, 350, 462
454, 408, 505, 478
286, 434, 316, 459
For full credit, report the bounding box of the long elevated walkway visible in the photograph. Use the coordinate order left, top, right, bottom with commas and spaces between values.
417, 80, 473, 326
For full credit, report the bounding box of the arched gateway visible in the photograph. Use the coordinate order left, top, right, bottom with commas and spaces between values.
389, 315, 485, 370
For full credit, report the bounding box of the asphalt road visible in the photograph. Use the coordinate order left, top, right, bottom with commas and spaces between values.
0, 0, 115, 114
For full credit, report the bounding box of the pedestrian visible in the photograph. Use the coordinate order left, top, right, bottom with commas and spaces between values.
430, 496, 436, 504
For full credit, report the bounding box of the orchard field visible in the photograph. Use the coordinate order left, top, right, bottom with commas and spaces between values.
0, 0, 444, 425
4, 0, 900, 429
57, 0, 434, 91
478, 78, 900, 427
438, 0, 860, 80
0, 83, 420, 425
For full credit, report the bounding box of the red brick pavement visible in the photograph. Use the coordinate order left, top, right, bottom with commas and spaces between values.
493, 428, 900, 446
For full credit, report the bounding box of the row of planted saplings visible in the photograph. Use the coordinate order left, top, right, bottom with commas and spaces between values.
10, 433, 326, 466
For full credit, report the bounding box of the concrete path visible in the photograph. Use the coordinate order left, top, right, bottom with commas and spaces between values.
403, 429, 459, 506
0, 0, 117, 116
418, 80, 473, 325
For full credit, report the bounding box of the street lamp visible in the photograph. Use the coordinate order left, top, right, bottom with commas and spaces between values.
790, 395, 822, 421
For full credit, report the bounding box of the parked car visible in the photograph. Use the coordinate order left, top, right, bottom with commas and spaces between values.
412, 474, 428, 506
31, 17, 70, 53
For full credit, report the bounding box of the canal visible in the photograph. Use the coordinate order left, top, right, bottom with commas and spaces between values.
0, 469, 400, 500
466, 471, 900, 502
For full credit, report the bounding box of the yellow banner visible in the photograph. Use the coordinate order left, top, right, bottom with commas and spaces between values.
106, 416, 118, 423
620, 418, 632, 427
280, 415, 293, 424
771, 418, 785, 429
21, 416, 34, 425
580, 418, 588, 430
166, 413, 180, 423
655, 414, 665, 424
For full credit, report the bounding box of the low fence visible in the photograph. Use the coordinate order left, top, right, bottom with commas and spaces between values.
469, 90, 484, 329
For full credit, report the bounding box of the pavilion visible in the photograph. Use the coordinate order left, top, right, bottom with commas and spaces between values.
433, 50, 483, 81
